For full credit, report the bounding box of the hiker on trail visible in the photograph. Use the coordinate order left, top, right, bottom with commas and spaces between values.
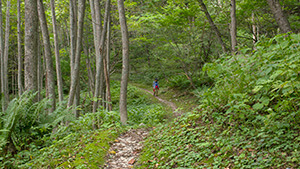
153, 78, 159, 96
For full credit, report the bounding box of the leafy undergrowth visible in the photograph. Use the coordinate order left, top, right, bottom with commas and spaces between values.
24, 129, 118, 168
138, 33, 300, 168
0, 82, 171, 168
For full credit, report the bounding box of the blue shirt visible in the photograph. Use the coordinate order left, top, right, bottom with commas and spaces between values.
153, 81, 159, 88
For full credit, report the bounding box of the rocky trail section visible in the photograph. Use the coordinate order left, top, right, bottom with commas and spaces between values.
103, 87, 180, 168
103, 128, 149, 169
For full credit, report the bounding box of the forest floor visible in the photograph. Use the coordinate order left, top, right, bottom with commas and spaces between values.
103, 88, 180, 168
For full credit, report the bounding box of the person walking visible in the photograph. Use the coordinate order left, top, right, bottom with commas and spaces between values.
153, 78, 159, 96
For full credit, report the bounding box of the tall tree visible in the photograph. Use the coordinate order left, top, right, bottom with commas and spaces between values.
198, 0, 227, 53
2, 0, 10, 111
24, 0, 38, 92
0, 0, 3, 110
230, 0, 237, 53
50, 0, 64, 103
92, 0, 110, 113
17, 0, 23, 96
70, 0, 76, 74
37, 0, 56, 112
105, 11, 112, 111
91, 0, 102, 113
118, 0, 129, 125
266, 0, 292, 33
67, 0, 86, 115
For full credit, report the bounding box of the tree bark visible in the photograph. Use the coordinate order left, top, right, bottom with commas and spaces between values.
50, 0, 64, 103
93, 0, 110, 113
118, 0, 129, 125
70, 0, 77, 77
17, 0, 23, 96
92, 0, 103, 113
230, 0, 237, 54
24, 0, 38, 92
2, 0, 10, 111
198, 0, 227, 53
37, 34, 43, 101
266, 0, 292, 33
0, 0, 4, 111
105, 12, 112, 111
37, 0, 56, 112
67, 0, 86, 109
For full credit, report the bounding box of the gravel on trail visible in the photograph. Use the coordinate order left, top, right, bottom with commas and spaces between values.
103, 128, 150, 169
103, 87, 179, 169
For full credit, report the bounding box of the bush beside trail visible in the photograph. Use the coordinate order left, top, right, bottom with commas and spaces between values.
138, 34, 300, 168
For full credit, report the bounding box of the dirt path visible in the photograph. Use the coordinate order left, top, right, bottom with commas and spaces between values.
140, 88, 181, 117
103, 128, 149, 169
104, 87, 180, 168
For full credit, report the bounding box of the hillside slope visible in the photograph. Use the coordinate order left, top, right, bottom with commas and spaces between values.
137, 33, 300, 169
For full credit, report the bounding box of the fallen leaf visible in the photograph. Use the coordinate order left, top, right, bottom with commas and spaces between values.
114, 139, 119, 142
109, 150, 116, 154
128, 158, 135, 164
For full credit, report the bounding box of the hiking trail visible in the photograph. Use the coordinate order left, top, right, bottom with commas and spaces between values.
103, 87, 180, 168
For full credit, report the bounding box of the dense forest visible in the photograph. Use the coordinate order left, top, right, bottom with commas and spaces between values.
0, 0, 299, 168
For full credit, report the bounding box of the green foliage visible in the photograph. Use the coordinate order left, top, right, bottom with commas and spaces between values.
0, 81, 170, 168
138, 33, 300, 168
0, 92, 50, 152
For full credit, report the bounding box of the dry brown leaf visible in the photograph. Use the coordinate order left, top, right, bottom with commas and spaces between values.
128, 158, 135, 164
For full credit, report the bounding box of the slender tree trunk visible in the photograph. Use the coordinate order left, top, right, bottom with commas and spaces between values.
198, 0, 227, 53
50, 0, 64, 103
67, 0, 86, 110
92, 0, 103, 113
24, 0, 38, 92
38, 0, 56, 112
118, 0, 129, 125
2, 0, 10, 110
230, 0, 237, 54
0, 0, 4, 111
105, 12, 112, 111
17, 0, 23, 96
75, 83, 80, 117
266, 0, 292, 33
70, 0, 77, 79
93, 0, 110, 112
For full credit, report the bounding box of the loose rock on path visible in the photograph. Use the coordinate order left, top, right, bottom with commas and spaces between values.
103, 87, 180, 168
103, 128, 150, 169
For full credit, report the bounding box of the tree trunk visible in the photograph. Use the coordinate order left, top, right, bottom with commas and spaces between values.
67, 0, 86, 109
266, 0, 292, 33
198, 0, 227, 53
105, 12, 112, 111
118, 0, 129, 125
24, 0, 38, 92
17, 0, 23, 96
93, 0, 110, 113
37, 34, 43, 101
2, 0, 10, 111
38, 0, 56, 112
92, 0, 103, 113
230, 0, 237, 54
0, 0, 4, 111
70, 0, 77, 79
50, 0, 64, 103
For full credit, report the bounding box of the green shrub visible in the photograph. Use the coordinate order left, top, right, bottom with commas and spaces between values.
138, 33, 300, 168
